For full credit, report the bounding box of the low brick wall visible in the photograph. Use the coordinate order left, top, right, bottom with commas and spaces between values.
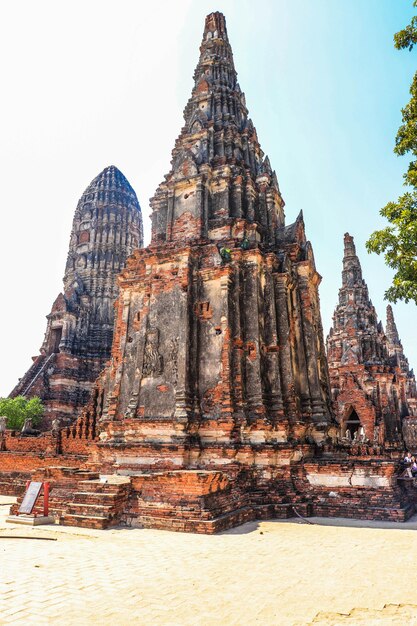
299, 459, 413, 522
0, 471, 31, 497
2, 432, 57, 454
0, 451, 86, 473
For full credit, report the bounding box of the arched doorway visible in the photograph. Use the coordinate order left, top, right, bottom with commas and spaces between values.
48, 327, 62, 354
344, 407, 361, 439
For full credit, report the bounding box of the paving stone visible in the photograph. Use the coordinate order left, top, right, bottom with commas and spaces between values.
2, 497, 417, 626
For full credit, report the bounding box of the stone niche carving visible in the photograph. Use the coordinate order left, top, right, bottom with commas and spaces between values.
169, 337, 179, 386
142, 327, 163, 377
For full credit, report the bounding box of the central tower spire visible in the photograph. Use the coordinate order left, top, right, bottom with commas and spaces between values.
90, 11, 332, 479
150, 12, 285, 246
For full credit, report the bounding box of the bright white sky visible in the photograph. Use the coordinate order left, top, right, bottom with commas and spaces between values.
0, 0, 416, 396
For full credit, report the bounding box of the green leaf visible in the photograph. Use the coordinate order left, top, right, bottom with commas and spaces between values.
367, 4, 417, 304
0, 396, 44, 430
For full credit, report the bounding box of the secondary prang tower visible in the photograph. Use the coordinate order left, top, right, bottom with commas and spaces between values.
11, 166, 143, 428
327, 233, 417, 445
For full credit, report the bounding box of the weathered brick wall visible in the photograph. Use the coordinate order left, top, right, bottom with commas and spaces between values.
3, 432, 57, 454
0, 452, 85, 472
298, 458, 412, 521
0, 472, 31, 496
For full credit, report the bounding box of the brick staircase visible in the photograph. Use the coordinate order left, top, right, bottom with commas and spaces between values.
9, 353, 54, 397
60, 477, 131, 529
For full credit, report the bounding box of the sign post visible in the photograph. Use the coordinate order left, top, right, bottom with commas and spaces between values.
18, 481, 43, 515
43, 482, 50, 517
7, 481, 54, 526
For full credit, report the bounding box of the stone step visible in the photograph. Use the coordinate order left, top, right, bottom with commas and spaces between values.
67, 502, 114, 510
70, 501, 126, 512
74, 490, 120, 496
77, 481, 130, 494
66, 503, 115, 516
59, 513, 116, 530
73, 491, 121, 503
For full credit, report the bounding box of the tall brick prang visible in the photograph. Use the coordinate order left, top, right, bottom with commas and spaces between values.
10, 166, 143, 428
93, 12, 333, 460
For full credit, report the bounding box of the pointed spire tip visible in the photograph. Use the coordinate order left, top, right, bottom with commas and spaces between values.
343, 232, 356, 256
203, 12, 228, 42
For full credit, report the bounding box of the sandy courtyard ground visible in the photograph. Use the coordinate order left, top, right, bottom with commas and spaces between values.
1, 496, 417, 625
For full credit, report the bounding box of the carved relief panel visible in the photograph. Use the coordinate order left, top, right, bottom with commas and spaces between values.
142, 327, 163, 377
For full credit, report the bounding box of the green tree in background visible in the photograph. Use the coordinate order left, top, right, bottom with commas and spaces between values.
366, 2, 417, 303
0, 396, 44, 430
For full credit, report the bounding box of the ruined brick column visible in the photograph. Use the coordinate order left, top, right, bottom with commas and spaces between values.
274, 274, 298, 419
297, 265, 327, 422
261, 265, 284, 420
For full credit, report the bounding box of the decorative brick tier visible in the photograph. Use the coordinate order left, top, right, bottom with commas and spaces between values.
118, 469, 314, 534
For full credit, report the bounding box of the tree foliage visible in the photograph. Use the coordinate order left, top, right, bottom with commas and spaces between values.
0, 396, 44, 430
366, 2, 417, 303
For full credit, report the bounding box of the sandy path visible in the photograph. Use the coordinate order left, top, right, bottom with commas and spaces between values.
1, 496, 417, 625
